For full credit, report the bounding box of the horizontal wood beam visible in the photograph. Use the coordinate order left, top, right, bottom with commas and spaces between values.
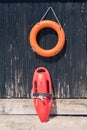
0, 99, 87, 115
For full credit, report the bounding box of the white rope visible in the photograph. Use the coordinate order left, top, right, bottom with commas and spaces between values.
40, 7, 61, 25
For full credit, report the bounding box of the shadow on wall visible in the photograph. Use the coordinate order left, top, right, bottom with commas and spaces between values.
36, 43, 67, 63
49, 99, 57, 121
36, 27, 67, 63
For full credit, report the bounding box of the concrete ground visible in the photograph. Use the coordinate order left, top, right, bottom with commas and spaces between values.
0, 115, 87, 130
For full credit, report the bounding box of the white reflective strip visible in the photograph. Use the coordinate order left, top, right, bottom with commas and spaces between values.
33, 95, 46, 100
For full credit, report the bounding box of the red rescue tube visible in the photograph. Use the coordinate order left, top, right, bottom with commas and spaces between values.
32, 67, 53, 122
29, 20, 65, 57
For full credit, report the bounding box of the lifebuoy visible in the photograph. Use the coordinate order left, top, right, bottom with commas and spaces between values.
29, 20, 65, 57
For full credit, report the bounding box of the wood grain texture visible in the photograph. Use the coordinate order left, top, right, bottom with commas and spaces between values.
0, 115, 87, 130
0, 2, 87, 98
0, 99, 87, 115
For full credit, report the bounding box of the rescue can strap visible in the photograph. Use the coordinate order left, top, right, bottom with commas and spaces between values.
33, 93, 53, 98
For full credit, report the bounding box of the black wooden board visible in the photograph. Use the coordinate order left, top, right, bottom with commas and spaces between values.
0, 1, 87, 98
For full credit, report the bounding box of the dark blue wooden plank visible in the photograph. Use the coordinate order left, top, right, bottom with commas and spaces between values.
0, 0, 87, 3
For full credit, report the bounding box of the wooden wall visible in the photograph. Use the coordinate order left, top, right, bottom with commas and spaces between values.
0, 1, 87, 98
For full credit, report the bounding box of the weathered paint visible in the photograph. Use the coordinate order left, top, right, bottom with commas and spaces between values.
0, 1, 87, 98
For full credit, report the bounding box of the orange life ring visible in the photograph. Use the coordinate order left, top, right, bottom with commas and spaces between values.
29, 20, 65, 57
